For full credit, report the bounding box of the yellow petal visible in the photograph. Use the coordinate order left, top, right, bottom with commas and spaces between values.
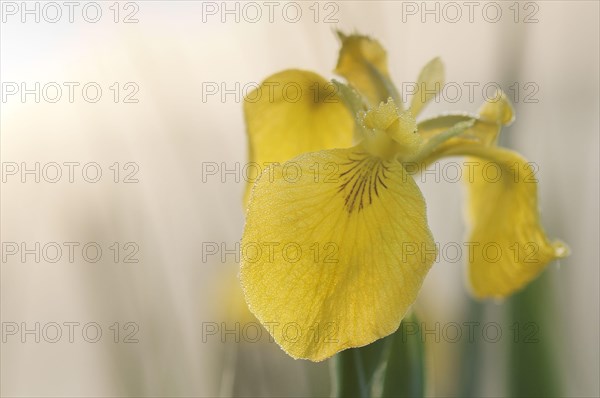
442, 144, 568, 298
334, 33, 398, 107
414, 90, 515, 166
243, 69, 354, 205
478, 90, 515, 127
410, 57, 445, 117
240, 146, 436, 361
417, 113, 476, 142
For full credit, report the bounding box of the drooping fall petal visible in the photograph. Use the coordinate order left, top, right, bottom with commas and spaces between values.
441, 144, 568, 298
240, 146, 436, 361
412, 89, 565, 297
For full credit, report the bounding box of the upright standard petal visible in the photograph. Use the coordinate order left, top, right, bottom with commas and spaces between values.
442, 144, 568, 298
409, 57, 445, 117
243, 69, 354, 204
240, 146, 436, 361
334, 33, 398, 107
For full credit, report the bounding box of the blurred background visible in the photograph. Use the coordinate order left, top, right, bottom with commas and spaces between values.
1, 1, 598, 397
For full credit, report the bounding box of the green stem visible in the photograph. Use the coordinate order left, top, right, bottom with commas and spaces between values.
332, 313, 426, 398
507, 272, 562, 397
458, 300, 485, 397
333, 337, 387, 398
381, 313, 426, 398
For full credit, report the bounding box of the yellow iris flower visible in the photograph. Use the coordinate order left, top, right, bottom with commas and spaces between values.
239, 32, 568, 362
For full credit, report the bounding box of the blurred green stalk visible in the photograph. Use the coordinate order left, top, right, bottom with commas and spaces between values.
332, 312, 425, 398
507, 272, 561, 397
458, 272, 562, 397
458, 300, 485, 397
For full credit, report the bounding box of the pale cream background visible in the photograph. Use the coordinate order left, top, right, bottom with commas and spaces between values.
1, 1, 598, 397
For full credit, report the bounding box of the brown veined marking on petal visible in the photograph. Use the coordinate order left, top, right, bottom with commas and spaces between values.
349, 159, 370, 212
338, 154, 371, 213
338, 154, 389, 214
374, 161, 389, 196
